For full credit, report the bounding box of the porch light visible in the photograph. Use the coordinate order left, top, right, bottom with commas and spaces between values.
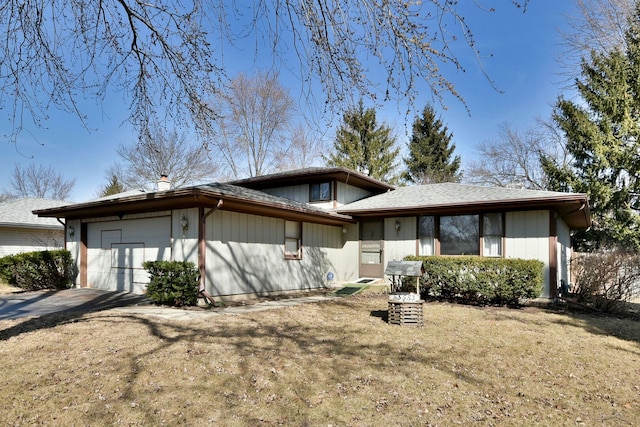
395, 220, 401, 232
181, 216, 189, 235
68, 225, 75, 238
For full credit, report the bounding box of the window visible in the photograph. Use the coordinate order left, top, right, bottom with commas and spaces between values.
439, 215, 480, 255
418, 216, 435, 255
284, 220, 301, 259
310, 182, 332, 202
482, 213, 503, 257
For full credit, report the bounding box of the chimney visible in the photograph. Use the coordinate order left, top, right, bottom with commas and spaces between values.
157, 174, 171, 191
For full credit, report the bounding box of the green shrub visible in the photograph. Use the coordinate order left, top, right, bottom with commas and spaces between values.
0, 250, 75, 291
143, 261, 200, 307
402, 256, 543, 305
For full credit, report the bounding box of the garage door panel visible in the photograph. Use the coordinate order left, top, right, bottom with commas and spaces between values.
87, 216, 171, 293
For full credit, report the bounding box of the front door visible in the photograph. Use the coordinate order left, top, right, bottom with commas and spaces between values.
360, 219, 384, 278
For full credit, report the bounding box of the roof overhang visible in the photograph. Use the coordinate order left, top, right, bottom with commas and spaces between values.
339, 195, 591, 229
34, 187, 355, 227
229, 167, 394, 193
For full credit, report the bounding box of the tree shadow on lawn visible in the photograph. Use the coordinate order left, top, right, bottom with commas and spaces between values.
369, 309, 388, 322
2, 305, 491, 425
0, 290, 151, 340
545, 308, 640, 347
485, 300, 640, 347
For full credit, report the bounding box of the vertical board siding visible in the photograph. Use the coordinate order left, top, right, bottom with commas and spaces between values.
336, 182, 373, 205
86, 216, 171, 293
383, 217, 417, 266
205, 210, 351, 297
505, 210, 551, 297
261, 185, 310, 203
172, 208, 198, 265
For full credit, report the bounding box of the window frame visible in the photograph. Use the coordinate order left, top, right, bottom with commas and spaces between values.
439, 214, 480, 256
418, 215, 436, 256
416, 213, 505, 257
309, 181, 332, 202
284, 220, 302, 260
481, 212, 504, 257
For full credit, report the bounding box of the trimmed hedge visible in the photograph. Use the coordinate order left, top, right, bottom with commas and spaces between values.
0, 250, 75, 291
402, 256, 544, 305
143, 260, 200, 307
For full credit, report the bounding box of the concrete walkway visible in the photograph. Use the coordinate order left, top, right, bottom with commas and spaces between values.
0, 288, 337, 321
112, 295, 335, 321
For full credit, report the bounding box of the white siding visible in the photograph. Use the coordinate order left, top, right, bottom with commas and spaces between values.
557, 217, 572, 291
505, 210, 551, 297
86, 216, 171, 293
261, 185, 310, 203
336, 182, 373, 205
171, 208, 199, 265
65, 219, 81, 271
255, 182, 374, 208
383, 217, 417, 265
0, 227, 64, 257
205, 210, 355, 297
335, 223, 360, 282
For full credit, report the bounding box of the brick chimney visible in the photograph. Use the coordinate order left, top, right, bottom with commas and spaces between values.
157, 174, 171, 191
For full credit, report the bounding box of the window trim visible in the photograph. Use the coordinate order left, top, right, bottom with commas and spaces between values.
480, 212, 504, 257
417, 215, 436, 256
309, 181, 333, 202
439, 214, 480, 256
284, 220, 302, 260
417, 213, 505, 258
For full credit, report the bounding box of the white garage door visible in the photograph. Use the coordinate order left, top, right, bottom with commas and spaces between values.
86, 216, 171, 293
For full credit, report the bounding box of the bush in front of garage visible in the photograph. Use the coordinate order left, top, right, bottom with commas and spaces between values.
0, 250, 75, 291
143, 261, 200, 307
402, 255, 544, 306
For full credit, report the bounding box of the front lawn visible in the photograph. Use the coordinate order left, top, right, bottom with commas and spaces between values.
0, 294, 638, 426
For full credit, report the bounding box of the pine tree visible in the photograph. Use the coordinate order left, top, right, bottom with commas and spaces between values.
326, 100, 399, 183
99, 173, 126, 197
403, 105, 461, 184
543, 5, 640, 251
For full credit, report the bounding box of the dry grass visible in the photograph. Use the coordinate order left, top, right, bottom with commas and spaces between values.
0, 294, 638, 426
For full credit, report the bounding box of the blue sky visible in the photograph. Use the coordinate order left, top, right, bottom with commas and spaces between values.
0, 1, 578, 202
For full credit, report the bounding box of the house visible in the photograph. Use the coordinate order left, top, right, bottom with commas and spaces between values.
34, 167, 590, 299
0, 198, 67, 258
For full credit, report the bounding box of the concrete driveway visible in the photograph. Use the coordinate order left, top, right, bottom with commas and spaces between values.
0, 288, 151, 320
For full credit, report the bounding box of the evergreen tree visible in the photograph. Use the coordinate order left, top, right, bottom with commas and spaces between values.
326, 100, 399, 183
99, 173, 126, 197
403, 105, 461, 184
542, 5, 640, 251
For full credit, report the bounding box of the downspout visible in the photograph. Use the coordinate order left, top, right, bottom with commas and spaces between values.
198, 199, 223, 306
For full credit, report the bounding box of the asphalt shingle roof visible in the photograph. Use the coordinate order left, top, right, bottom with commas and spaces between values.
0, 198, 67, 229
338, 183, 586, 212
198, 182, 334, 215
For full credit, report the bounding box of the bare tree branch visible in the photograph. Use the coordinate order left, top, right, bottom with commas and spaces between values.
0, 0, 528, 144
8, 164, 75, 200
464, 121, 567, 190
558, 0, 635, 81
108, 125, 220, 191
214, 71, 295, 178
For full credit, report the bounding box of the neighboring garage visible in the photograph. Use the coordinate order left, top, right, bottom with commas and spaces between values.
86, 215, 171, 292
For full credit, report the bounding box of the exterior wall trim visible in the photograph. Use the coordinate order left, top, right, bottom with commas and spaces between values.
549, 212, 558, 299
